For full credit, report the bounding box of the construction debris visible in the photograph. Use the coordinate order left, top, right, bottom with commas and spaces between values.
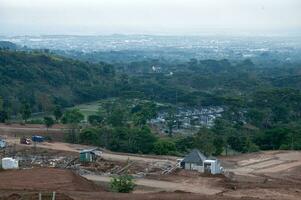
0, 141, 180, 179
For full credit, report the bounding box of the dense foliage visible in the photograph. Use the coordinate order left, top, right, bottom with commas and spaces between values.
1, 49, 301, 154
0, 50, 116, 115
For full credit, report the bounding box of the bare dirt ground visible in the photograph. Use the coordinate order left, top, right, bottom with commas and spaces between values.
0, 168, 101, 192
220, 151, 301, 200
0, 167, 251, 200
1, 127, 301, 199
0, 168, 258, 200
83, 173, 223, 195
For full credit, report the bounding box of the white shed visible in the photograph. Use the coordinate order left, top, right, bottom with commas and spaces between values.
204, 159, 222, 174
1, 158, 19, 169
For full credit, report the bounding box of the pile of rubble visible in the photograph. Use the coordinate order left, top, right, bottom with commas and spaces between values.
17, 155, 78, 168
1, 143, 178, 179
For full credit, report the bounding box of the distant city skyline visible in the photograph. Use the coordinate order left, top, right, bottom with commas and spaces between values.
0, 0, 300, 36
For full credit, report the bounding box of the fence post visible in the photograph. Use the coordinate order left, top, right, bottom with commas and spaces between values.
52, 191, 56, 200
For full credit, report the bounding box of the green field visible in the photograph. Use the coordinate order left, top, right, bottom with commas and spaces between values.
71, 101, 102, 119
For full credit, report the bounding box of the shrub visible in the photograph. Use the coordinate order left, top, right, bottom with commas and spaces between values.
110, 174, 136, 193
153, 139, 176, 155
88, 114, 103, 126
26, 119, 44, 124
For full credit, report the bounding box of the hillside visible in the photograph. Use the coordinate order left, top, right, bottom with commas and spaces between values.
0, 41, 17, 50
0, 50, 116, 113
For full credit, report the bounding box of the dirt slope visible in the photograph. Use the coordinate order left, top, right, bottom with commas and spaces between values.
0, 168, 102, 192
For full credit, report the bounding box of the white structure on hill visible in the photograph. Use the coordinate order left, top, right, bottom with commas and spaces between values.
181, 149, 222, 174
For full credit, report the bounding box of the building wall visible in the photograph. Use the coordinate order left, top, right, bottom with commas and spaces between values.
204, 160, 221, 174
185, 162, 204, 172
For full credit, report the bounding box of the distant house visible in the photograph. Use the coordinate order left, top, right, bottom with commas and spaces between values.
181, 149, 207, 172
181, 149, 223, 174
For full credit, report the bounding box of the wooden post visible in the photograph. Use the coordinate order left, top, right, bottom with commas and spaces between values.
52, 191, 56, 200
34, 141, 37, 154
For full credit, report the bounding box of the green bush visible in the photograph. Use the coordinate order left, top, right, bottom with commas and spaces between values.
153, 139, 176, 155
26, 119, 44, 124
110, 174, 136, 193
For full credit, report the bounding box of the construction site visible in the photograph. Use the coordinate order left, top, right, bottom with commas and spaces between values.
0, 123, 301, 200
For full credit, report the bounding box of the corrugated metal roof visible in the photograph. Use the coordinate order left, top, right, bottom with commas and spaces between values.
182, 149, 207, 164
79, 148, 98, 154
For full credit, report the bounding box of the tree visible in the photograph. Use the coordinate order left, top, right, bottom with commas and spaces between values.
193, 128, 216, 156
53, 105, 63, 121
79, 128, 100, 145
44, 116, 55, 130
88, 114, 103, 126
108, 109, 125, 127
0, 110, 8, 123
127, 126, 157, 154
110, 174, 136, 193
0, 96, 3, 111
227, 135, 245, 152
166, 109, 176, 137
132, 102, 157, 126
61, 109, 84, 124
213, 137, 224, 156
0, 97, 8, 123
21, 102, 31, 122
37, 93, 54, 112
255, 127, 290, 150
62, 109, 84, 143
153, 139, 176, 155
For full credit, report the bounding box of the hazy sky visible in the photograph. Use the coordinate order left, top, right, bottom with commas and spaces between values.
1, 0, 300, 36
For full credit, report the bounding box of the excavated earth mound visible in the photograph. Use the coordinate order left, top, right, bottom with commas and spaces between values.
0, 168, 102, 192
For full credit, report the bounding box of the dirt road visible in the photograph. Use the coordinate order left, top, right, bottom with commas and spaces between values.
83, 174, 222, 195
5, 137, 177, 164
225, 151, 301, 176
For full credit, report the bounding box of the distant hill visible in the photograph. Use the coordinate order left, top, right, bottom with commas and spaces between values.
0, 50, 117, 113
0, 41, 17, 50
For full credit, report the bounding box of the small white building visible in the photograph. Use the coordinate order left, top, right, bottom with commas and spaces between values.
204, 159, 222, 174
1, 158, 19, 169
181, 149, 207, 172
181, 149, 223, 174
